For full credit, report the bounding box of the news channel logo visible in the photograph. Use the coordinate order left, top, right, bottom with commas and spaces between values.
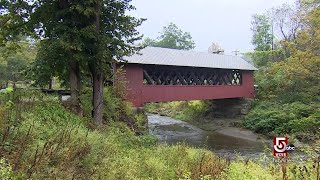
273, 136, 295, 157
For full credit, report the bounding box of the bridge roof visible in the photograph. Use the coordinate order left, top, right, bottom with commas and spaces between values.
123, 47, 257, 70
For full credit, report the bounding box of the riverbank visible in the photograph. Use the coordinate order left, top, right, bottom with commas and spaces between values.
148, 114, 267, 158
1, 92, 319, 179
145, 101, 319, 145
145, 101, 314, 153
189, 117, 270, 143
145, 100, 270, 143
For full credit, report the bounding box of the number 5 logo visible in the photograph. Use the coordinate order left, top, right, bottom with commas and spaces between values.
273, 137, 288, 157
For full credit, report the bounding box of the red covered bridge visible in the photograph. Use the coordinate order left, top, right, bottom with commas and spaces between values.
120, 47, 257, 107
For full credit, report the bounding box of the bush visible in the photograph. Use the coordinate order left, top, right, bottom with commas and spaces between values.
80, 87, 147, 134
223, 161, 276, 179
244, 101, 320, 140
0, 158, 15, 180
289, 108, 320, 141
80, 87, 121, 122
222, 154, 320, 180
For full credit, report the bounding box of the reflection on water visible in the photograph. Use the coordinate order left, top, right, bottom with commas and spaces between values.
148, 114, 266, 157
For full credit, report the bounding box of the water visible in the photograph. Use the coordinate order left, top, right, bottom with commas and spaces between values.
148, 114, 267, 158
61, 95, 71, 101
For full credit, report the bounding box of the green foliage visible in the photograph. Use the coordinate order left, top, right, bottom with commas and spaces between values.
143, 22, 195, 50
246, 2, 320, 142
81, 87, 120, 121
0, 39, 36, 87
1, 0, 145, 124
28, 40, 69, 87
251, 14, 273, 51
244, 101, 320, 140
223, 161, 276, 179
249, 4, 319, 103
145, 101, 188, 120
222, 154, 320, 180
0, 158, 15, 180
103, 87, 122, 122
0, 87, 13, 94
288, 108, 320, 141
244, 49, 287, 67
145, 100, 210, 121
80, 86, 147, 134
1, 92, 319, 179
0, 93, 230, 179
0, 1, 32, 46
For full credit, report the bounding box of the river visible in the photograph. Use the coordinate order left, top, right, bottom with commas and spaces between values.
148, 114, 270, 158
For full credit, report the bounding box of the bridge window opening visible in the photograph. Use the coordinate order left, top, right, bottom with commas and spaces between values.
143, 65, 242, 86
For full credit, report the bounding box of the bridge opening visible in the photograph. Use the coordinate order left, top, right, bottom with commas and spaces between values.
143, 65, 242, 86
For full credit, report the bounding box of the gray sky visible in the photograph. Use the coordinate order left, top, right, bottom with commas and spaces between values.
130, 0, 295, 55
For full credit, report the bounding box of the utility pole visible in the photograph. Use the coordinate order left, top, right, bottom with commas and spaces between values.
271, 19, 275, 62
232, 50, 240, 56
271, 21, 274, 51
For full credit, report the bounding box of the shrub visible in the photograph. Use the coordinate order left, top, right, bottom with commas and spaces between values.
244, 101, 320, 140
223, 161, 276, 179
80, 87, 147, 134
80, 87, 121, 122
0, 158, 15, 180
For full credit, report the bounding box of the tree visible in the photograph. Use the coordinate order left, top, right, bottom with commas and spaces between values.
252, 0, 320, 102
0, 38, 36, 88
244, 49, 286, 67
35, 0, 145, 124
283, 4, 320, 84
251, 15, 273, 51
1, 0, 87, 114
1, 0, 144, 125
143, 22, 195, 50
269, 3, 301, 42
245, 0, 320, 140
28, 0, 96, 116
0, 0, 32, 47
86, 0, 144, 125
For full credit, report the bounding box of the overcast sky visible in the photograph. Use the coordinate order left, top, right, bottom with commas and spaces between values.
130, 0, 295, 55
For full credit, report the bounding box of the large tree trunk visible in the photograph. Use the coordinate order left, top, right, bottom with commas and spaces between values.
92, 0, 104, 126
92, 70, 104, 125
69, 59, 83, 116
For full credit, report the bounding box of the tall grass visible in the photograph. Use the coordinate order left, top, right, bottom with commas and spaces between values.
0, 91, 229, 179
0, 90, 319, 179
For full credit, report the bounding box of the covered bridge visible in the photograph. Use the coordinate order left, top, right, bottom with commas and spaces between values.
120, 47, 257, 107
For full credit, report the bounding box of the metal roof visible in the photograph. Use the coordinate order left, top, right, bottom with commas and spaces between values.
123, 47, 257, 70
